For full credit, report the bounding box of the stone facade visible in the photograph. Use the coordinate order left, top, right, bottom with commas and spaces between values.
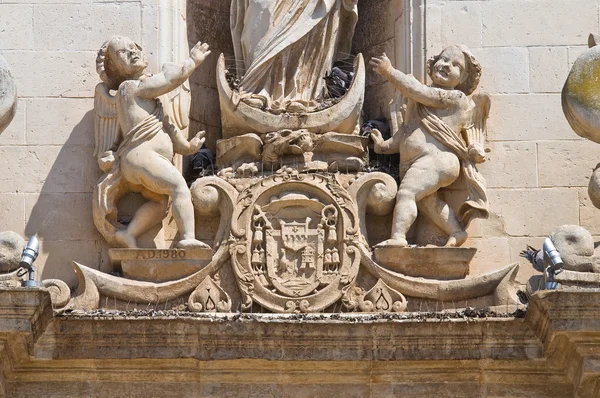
1, 0, 598, 287
2, 0, 600, 396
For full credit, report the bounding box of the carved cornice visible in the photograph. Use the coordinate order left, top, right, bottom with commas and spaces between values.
0, 289, 599, 396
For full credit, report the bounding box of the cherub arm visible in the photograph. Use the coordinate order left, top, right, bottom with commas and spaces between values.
163, 114, 205, 156
370, 128, 401, 155
370, 53, 462, 109
136, 42, 211, 99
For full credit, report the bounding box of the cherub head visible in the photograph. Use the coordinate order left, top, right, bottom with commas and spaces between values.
96, 36, 148, 90
426, 45, 481, 95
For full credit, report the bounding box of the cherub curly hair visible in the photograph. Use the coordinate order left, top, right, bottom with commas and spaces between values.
96, 36, 143, 90
426, 45, 482, 95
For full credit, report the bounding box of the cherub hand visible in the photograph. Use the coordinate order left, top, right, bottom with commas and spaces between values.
369, 53, 394, 78
187, 130, 206, 154
98, 152, 115, 173
370, 128, 384, 145
468, 144, 486, 164
190, 42, 211, 65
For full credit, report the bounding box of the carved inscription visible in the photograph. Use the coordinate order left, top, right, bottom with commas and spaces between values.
135, 250, 187, 260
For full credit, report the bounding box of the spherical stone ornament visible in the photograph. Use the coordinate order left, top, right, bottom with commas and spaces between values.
0, 54, 17, 135
563, 34, 600, 143
0, 231, 25, 273
549, 225, 595, 272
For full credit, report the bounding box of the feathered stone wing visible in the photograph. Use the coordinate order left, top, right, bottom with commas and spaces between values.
465, 92, 491, 163
93, 83, 121, 171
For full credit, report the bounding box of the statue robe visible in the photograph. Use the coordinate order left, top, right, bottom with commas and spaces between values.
231, 0, 358, 112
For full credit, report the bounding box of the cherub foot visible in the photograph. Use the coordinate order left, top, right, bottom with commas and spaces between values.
115, 230, 138, 249
375, 238, 408, 248
177, 238, 211, 249
445, 231, 468, 247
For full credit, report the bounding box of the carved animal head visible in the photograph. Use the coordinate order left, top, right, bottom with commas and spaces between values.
262, 129, 314, 167
97, 36, 148, 90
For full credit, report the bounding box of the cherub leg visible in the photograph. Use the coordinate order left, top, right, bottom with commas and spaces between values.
114, 189, 170, 248
377, 155, 459, 247
121, 151, 208, 249
418, 194, 467, 247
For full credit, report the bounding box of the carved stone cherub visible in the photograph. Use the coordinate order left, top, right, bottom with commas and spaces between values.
369, 45, 490, 247
93, 36, 211, 249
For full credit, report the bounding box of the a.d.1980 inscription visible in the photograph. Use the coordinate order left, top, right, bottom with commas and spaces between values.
135, 249, 187, 260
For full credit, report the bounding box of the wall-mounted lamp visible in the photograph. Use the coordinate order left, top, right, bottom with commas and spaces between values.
543, 237, 564, 290
20, 236, 41, 288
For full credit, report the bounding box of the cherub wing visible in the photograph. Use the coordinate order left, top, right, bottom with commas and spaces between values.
388, 87, 407, 136
161, 79, 191, 132
464, 92, 491, 164
93, 83, 120, 170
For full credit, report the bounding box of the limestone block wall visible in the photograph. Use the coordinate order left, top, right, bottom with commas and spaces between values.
0, 0, 599, 288
423, 0, 600, 282
0, 0, 186, 285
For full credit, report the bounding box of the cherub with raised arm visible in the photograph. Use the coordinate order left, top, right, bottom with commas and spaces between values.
369, 45, 490, 247
93, 36, 211, 249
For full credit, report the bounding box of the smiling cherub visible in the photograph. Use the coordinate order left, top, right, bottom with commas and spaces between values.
93, 36, 211, 249
369, 45, 490, 248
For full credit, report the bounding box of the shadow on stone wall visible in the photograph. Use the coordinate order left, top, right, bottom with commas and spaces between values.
24, 109, 110, 287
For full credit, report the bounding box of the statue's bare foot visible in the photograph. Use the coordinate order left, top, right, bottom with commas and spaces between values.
115, 230, 138, 249
177, 238, 211, 249
286, 101, 308, 113
375, 238, 408, 248
242, 97, 266, 109
445, 231, 468, 247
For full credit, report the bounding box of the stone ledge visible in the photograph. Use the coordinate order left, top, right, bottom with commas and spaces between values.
0, 289, 599, 397
32, 312, 540, 362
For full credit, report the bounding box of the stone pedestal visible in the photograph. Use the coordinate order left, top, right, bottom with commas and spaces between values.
109, 248, 212, 282
373, 246, 476, 280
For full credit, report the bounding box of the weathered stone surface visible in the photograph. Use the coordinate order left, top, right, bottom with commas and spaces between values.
92, 36, 210, 250
1, 51, 96, 98
109, 248, 212, 282
472, 47, 529, 94
549, 224, 596, 272
563, 34, 600, 144
0, 289, 597, 396
488, 94, 573, 141
0, 194, 25, 236
482, 0, 596, 47
219, 0, 364, 137
478, 141, 537, 188
374, 246, 475, 279
529, 46, 569, 93
34, 4, 141, 51
537, 140, 600, 187
25, 193, 99, 241
371, 45, 489, 248
0, 146, 96, 194
579, 187, 600, 235
0, 99, 24, 145
26, 98, 94, 146
441, 2, 482, 49
0, 231, 25, 273
0, 54, 17, 135
487, 189, 579, 237
0, 5, 33, 51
